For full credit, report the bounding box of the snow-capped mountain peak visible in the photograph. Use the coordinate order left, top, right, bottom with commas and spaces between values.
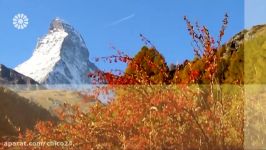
15, 18, 98, 84
49, 18, 72, 31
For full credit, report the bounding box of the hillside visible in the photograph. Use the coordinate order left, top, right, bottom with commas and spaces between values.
170, 24, 266, 84
17, 89, 97, 113
244, 25, 266, 83
0, 87, 57, 138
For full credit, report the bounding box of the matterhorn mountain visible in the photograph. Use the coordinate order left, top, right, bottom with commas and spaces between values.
15, 18, 98, 85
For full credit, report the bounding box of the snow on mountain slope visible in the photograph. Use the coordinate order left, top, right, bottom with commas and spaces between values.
15, 18, 98, 84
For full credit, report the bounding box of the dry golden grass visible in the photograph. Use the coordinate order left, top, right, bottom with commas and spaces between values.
17, 89, 97, 113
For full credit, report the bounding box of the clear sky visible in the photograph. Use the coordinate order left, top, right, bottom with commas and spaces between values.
245, 0, 266, 28
0, 0, 244, 71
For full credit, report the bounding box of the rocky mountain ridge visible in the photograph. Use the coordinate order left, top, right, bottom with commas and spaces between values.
0, 64, 39, 85
15, 18, 98, 85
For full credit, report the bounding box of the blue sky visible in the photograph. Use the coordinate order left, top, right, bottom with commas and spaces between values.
0, 0, 245, 71
245, 0, 266, 28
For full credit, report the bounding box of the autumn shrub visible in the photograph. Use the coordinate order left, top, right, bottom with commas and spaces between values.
17, 14, 244, 150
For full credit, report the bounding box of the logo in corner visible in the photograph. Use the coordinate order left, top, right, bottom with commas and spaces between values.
13, 13, 29, 30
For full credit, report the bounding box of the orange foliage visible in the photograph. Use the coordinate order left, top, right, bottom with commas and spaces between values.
17, 14, 244, 150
